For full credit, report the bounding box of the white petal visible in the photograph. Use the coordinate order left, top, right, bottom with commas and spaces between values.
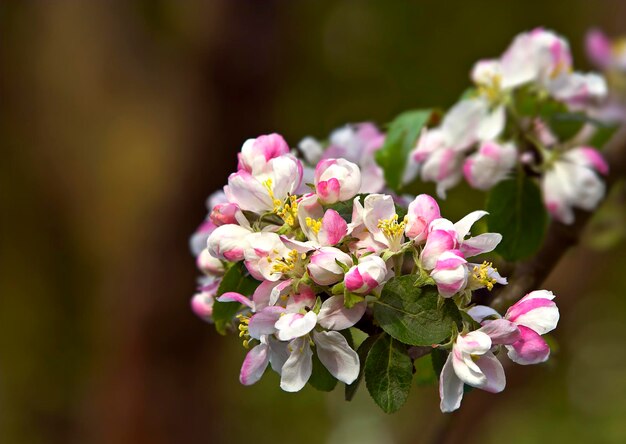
312, 330, 360, 384
453, 210, 488, 240
280, 338, 313, 392
439, 353, 464, 413
317, 296, 366, 330
267, 336, 291, 374
474, 352, 506, 393
248, 306, 285, 339
275, 311, 317, 341
460, 233, 502, 257
467, 305, 501, 323
477, 105, 505, 141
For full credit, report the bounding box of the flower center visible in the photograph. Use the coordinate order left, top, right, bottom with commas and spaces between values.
471, 261, 497, 291
477, 74, 503, 104
263, 178, 298, 226
378, 214, 407, 246
270, 249, 306, 275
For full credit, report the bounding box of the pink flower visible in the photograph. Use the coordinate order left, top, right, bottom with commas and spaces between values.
207, 224, 251, 262
344, 255, 389, 294
504, 290, 559, 365
314, 158, 362, 204
405, 194, 441, 242
196, 248, 225, 276
463, 142, 517, 190
430, 251, 469, 298
237, 133, 290, 174
420, 148, 464, 198
542, 147, 608, 224
586, 29, 613, 70
308, 247, 353, 286
210, 202, 241, 226
439, 328, 507, 413
297, 194, 348, 247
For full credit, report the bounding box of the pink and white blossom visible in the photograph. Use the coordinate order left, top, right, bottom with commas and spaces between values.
344, 255, 389, 294
207, 224, 251, 262
463, 141, 517, 190
405, 194, 441, 243
314, 158, 362, 204
307, 247, 353, 286
430, 251, 469, 298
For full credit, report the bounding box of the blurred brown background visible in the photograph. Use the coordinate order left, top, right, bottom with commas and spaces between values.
1, 1, 626, 443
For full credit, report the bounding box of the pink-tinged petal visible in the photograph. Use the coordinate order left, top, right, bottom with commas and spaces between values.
318, 209, 348, 246
344, 267, 364, 292
255, 133, 290, 160
585, 29, 612, 69
506, 325, 550, 365
474, 352, 506, 393
312, 330, 360, 384
225, 170, 274, 213
239, 343, 270, 385
210, 202, 240, 226
478, 319, 520, 345
317, 295, 366, 330
453, 210, 488, 241
518, 289, 556, 302
269, 279, 293, 306
452, 345, 486, 387
405, 194, 441, 242
566, 147, 609, 176
286, 285, 317, 312
421, 230, 456, 270
252, 280, 280, 311
190, 292, 215, 322
467, 305, 501, 323
316, 178, 341, 203
275, 311, 317, 341
280, 338, 313, 392
505, 297, 559, 335
460, 233, 502, 257
248, 306, 285, 339
439, 353, 465, 413
216, 292, 254, 309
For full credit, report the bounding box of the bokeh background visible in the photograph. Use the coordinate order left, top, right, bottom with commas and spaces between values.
2, 1, 626, 443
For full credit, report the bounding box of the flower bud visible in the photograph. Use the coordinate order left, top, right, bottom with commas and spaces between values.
405, 194, 441, 242
314, 158, 362, 204
210, 202, 241, 226
196, 248, 225, 276
430, 251, 468, 298
344, 255, 388, 294
463, 141, 517, 190
308, 247, 353, 286
207, 224, 250, 262
237, 133, 290, 174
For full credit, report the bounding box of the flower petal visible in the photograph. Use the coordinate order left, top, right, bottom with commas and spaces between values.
478, 319, 520, 345
216, 292, 254, 309
312, 330, 360, 384
505, 295, 559, 335
280, 338, 313, 392
460, 233, 502, 257
275, 311, 317, 341
506, 325, 551, 365
248, 306, 285, 339
474, 352, 506, 393
453, 210, 488, 241
239, 343, 270, 385
317, 295, 366, 330
439, 353, 464, 413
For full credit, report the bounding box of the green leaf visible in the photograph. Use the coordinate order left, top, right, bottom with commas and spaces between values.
309, 352, 338, 392
345, 334, 378, 401
486, 175, 548, 261
212, 263, 260, 334
373, 276, 462, 346
375, 110, 432, 192
589, 121, 619, 149
364, 333, 413, 413
548, 112, 586, 141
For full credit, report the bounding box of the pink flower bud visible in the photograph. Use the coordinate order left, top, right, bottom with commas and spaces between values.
344, 255, 388, 294
210, 202, 240, 226
405, 194, 441, 242
308, 247, 353, 286
196, 249, 225, 276
207, 224, 250, 262
430, 251, 468, 298
314, 158, 362, 204
237, 133, 290, 174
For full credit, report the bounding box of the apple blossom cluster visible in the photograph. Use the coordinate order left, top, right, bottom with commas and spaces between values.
401, 28, 611, 225
189, 133, 560, 413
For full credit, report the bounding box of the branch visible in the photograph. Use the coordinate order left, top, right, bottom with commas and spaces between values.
490, 125, 626, 312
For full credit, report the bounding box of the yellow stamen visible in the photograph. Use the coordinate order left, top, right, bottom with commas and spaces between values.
271, 249, 300, 274
236, 314, 251, 348
305, 217, 322, 234
477, 74, 503, 104
472, 261, 497, 291
377, 214, 407, 242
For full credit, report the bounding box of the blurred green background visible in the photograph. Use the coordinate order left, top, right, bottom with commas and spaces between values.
1, 1, 625, 443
